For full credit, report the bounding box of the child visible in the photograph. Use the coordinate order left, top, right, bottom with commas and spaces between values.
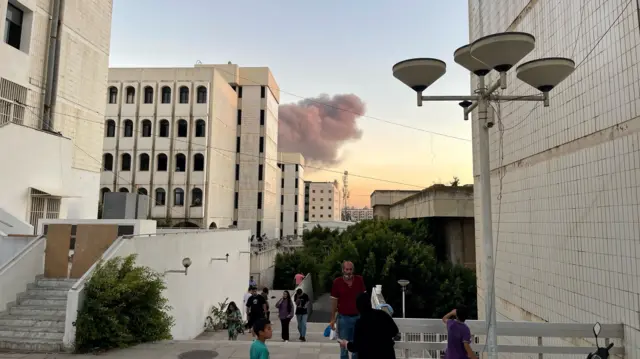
442, 306, 477, 359
250, 318, 272, 359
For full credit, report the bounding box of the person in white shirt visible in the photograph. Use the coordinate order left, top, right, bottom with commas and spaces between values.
242, 286, 253, 325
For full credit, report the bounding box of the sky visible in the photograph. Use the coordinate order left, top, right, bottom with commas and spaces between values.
108, 0, 474, 208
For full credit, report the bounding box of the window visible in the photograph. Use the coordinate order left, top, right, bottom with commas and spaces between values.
280, 212, 283, 222
121, 154, 131, 171
100, 187, 110, 201
235, 164, 240, 180
137, 187, 148, 196
260, 110, 265, 125
294, 229, 298, 236
143, 86, 153, 104
102, 154, 113, 171
234, 192, 239, 208
320, 206, 323, 210
295, 180, 298, 189
321, 190, 324, 193
177, 119, 188, 137
328, 206, 332, 210
174, 188, 184, 206
320, 214, 324, 218
159, 120, 170, 137
4, 4, 22, 50
155, 188, 166, 205
119, 187, 129, 193
125, 86, 135, 104
175, 153, 186, 172
191, 188, 203, 206
195, 119, 206, 137
123, 119, 133, 137
312, 190, 315, 193
258, 165, 263, 181
108, 87, 118, 104
257, 192, 262, 209
105, 120, 116, 137
328, 214, 332, 218
196, 86, 207, 103
259, 136, 264, 153
238, 86, 243, 98
256, 220, 261, 235
179, 86, 189, 104
236, 137, 241, 153
281, 178, 284, 188
237, 110, 242, 125
281, 195, 284, 205
295, 196, 298, 205
294, 212, 298, 222
193, 153, 204, 171
157, 154, 168, 171
260, 86, 266, 98
161, 86, 171, 103
329, 190, 332, 194
233, 220, 238, 226
139, 153, 150, 171
141, 120, 152, 137
312, 206, 315, 209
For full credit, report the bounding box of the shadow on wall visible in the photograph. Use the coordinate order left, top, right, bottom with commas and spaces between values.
63, 229, 251, 347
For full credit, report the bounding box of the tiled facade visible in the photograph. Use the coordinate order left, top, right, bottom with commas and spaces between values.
469, 0, 640, 357
304, 181, 340, 222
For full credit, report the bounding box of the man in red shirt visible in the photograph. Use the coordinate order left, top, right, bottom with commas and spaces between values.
330, 261, 366, 359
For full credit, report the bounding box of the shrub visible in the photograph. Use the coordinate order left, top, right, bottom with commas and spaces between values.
74, 254, 174, 353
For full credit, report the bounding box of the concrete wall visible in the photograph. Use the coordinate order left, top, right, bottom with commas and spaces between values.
389, 185, 474, 219
469, 0, 640, 357
443, 218, 475, 269
250, 246, 278, 288
0, 237, 44, 312
0, 235, 33, 266
370, 190, 420, 219
0, 208, 33, 235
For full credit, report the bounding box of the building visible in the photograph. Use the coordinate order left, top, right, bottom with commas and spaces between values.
101, 64, 280, 236
370, 190, 420, 219
343, 207, 373, 222
469, 0, 640, 354
304, 181, 340, 222
277, 152, 304, 238
0, 0, 114, 234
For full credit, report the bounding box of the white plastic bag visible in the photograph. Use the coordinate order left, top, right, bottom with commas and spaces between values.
329, 329, 337, 340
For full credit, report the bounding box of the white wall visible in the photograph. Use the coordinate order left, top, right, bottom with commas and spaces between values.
0, 208, 33, 235
469, 0, 640, 357
0, 237, 45, 311
0, 236, 33, 266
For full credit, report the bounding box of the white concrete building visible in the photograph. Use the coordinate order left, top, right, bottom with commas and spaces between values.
469, 0, 640, 355
304, 181, 340, 222
343, 207, 373, 222
277, 152, 304, 238
0, 0, 113, 234
102, 64, 280, 236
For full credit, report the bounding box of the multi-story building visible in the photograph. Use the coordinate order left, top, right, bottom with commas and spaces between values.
343, 207, 373, 222
101, 64, 281, 236
303, 181, 340, 222
469, 0, 640, 354
277, 152, 304, 238
0, 0, 113, 233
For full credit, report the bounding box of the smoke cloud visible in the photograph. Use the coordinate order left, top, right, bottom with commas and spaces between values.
278, 94, 365, 166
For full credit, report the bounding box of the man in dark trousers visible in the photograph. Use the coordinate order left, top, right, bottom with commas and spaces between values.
330, 261, 366, 359
246, 287, 267, 332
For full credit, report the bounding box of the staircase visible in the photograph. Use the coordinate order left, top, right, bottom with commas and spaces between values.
0, 277, 74, 352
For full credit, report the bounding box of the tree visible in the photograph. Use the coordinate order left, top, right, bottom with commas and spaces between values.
450, 176, 460, 187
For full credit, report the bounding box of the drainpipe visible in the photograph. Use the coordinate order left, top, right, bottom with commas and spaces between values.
43, 0, 63, 131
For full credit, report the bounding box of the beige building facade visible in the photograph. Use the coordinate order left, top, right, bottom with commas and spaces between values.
277, 152, 304, 238
304, 181, 340, 221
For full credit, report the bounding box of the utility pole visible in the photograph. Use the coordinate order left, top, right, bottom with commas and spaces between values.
342, 171, 349, 221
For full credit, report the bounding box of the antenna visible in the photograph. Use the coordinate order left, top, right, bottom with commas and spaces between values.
342, 171, 350, 221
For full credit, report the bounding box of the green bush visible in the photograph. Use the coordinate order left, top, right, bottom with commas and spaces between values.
74, 254, 174, 353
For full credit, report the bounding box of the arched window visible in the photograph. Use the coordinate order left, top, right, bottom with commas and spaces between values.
121, 153, 131, 171
139, 153, 150, 171
155, 188, 166, 205
141, 119, 152, 137
157, 153, 168, 171
161, 86, 171, 103
105, 120, 116, 137
125, 86, 135, 104
137, 187, 148, 196
196, 86, 207, 103
102, 153, 113, 171
179, 86, 189, 104
195, 119, 206, 137
177, 119, 188, 137
191, 188, 203, 206
159, 119, 170, 137
175, 153, 186, 172
100, 187, 110, 201
143, 86, 153, 104
108, 86, 118, 104
119, 187, 129, 193
123, 119, 133, 137
193, 153, 204, 171
174, 188, 185, 206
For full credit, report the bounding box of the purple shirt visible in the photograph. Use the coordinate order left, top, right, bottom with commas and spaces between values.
445, 319, 472, 359
275, 299, 293, 319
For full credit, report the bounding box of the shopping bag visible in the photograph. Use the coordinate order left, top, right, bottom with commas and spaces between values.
323, 325, 331, 337
329, 329, 337, 340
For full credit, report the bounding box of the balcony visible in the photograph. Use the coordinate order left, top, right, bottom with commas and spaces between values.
371, 289, 625, 358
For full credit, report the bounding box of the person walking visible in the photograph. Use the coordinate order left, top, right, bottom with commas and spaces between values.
225, 301, 243, 341
337, 292, 399, 359
330, 261, 366, 359
275, 290, 294, 342
246, 287, 267, 332
294, 273, 305, 287
243, 286, 253, 325
261, 287, 271, 319
294, 288, 310, 341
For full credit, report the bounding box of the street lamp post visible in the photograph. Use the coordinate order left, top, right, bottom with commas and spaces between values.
391, 32, 575, 359
397, 279, 410, 318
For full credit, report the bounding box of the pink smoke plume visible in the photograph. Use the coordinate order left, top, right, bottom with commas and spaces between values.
278, 94, 365, 166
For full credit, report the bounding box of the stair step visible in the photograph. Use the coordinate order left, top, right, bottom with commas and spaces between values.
9, 306, 66, 317
18, 297, 67, 306
0, 328, 63, 340
0, 315, 65, 328
33, 278, 76, 289
0, 337, 63, 352
23, 288, 69, 298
